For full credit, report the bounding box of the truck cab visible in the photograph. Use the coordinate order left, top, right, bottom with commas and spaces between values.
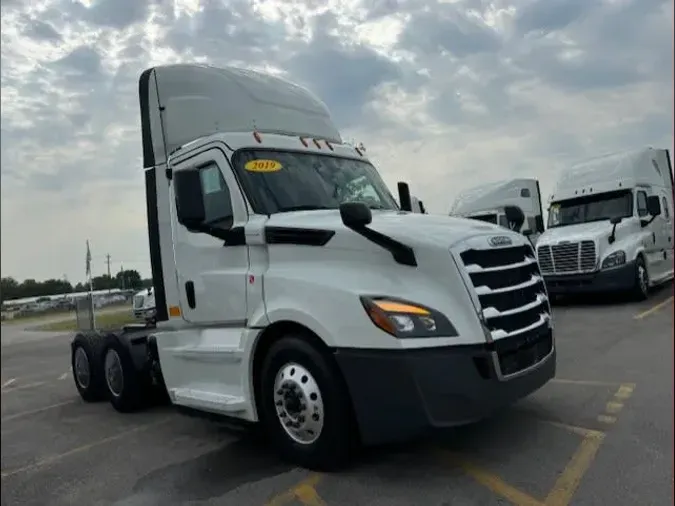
536, 147, 674, 299
132, 288, 156, 323
450, 179, 546, 245
71, 64, 556, 472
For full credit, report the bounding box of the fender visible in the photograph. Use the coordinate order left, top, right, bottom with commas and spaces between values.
112, 329, 152, 373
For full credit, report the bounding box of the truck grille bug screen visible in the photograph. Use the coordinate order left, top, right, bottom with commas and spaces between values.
537, 241, 596, 274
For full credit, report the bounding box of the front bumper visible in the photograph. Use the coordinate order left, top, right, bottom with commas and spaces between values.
543, 261, 635, 295
334, 324, 555, 446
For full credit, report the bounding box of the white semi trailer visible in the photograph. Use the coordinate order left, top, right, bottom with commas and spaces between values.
70, 64, 555, 470
450, 178, 546, 245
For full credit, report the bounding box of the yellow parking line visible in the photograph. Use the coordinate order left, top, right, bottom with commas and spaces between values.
265, 473, 326, 506
634, 295, 673, 320
442, 451, 543, 506
544, 431, 605, 506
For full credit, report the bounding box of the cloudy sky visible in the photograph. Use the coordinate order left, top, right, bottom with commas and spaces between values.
1, 0, 672, 284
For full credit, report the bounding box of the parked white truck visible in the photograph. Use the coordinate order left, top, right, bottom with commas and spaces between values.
536, 147, 674, 299
450, 178, 546, 245
132, 287, 156, 323
70, 64, 555, 470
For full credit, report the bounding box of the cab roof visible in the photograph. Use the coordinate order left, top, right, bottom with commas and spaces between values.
139, 64, 342, 168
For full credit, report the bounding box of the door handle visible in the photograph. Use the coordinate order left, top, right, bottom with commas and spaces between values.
185, 281, 196, 309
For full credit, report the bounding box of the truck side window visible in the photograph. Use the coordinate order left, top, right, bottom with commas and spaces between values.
662, 197, 670, 219
636, 191, 649, 217
199, 163, 233, 229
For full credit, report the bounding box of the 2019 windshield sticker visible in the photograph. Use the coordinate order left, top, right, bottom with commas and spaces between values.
244, 159, 283, 173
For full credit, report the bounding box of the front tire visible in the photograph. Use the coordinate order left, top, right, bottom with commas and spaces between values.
259, 335, 357, 471
631, 256, 650, 301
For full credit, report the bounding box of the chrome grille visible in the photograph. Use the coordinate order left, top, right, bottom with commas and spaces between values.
458, 242, 551, 344
536, 241, 596, 275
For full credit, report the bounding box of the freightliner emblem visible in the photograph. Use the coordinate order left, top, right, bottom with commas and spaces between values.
489, 235, 512, 247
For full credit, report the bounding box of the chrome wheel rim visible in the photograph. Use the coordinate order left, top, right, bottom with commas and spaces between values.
74, 347, 90, 389
638, 264, 648, 294
273, 362, 324, 445
104, 349, 124, 397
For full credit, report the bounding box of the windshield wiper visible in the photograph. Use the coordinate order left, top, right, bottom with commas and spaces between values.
277, 205, 334, 213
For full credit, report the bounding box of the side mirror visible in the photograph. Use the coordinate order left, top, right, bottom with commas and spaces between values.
174, 169, 206, 228
646, 195, 661, 217
503, 205, 525, 231
340, 202, 372, 229
608, 216, 623, 244
523, 229, 533, 237
397, 181, 412, 212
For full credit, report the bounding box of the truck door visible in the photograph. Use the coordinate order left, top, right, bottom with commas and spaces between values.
660, 192, 673, 274
170, 147, 250, 325
636, 189, 663, 276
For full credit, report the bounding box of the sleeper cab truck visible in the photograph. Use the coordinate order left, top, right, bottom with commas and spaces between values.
70, 64, 556, 471
449, 178, 546, 246
536, 147, 674, 300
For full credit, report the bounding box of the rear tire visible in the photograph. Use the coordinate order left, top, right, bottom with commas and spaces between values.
258, 334, 357, 471
71, 333, 107, 402
102, 337, 147, 413
631, 256, 650, 301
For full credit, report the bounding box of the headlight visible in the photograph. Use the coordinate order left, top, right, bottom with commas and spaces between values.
360, 296, 457, 338
601, 250, 626, 269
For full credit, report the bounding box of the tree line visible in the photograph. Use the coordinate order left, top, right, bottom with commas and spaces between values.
0, 270, 152, 302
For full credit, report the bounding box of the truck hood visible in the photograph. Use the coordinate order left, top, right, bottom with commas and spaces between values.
264, 209, 514, 250
539, 221, 613, 245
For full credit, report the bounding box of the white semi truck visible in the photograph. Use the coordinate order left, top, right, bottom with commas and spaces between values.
70, 64, 555, 470
132, 287, 156, 323
536, 147, 674, 299
450, 178, 546, 245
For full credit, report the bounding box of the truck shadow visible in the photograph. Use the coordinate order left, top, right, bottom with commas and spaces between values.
130, 428, 293, 503
550, 281, 672, 308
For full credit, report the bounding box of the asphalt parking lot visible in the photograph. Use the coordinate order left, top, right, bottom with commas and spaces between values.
1, 286, 673, 506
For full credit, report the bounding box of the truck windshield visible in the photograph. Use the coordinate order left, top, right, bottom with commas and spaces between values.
232, 149, 400, 214
548, 190, 633, 228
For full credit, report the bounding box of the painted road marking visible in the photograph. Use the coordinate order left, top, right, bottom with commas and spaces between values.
544, 429, 606, 506
265, 473, 327, 506
2, 379, 16, 388
1, 400, 79, 423
58, 373, 68, 380
1, 381, 46, 394
597, 383, 635, 425
443, 451, 543, 506
0, 418, 171, 479
634, 295, 673, 320
437, 380, 635, 506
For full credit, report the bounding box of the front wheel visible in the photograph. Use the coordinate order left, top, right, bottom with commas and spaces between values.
259, 335, 357, 471
631, 257, 650, 301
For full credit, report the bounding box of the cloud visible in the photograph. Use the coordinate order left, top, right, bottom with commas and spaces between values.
0, 0, 672, 283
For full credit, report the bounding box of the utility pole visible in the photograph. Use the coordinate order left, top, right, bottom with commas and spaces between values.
105, 254, 112, 294
119, 264, 125, 290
